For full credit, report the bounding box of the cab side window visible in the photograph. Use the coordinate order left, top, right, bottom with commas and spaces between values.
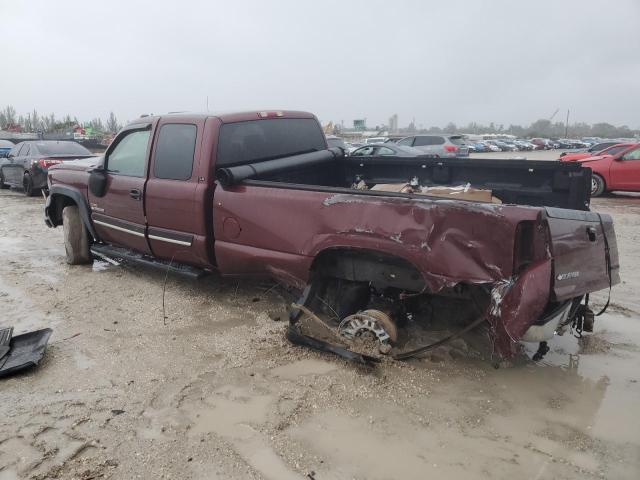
107, 130, 151, 177
153, 124, 197, 180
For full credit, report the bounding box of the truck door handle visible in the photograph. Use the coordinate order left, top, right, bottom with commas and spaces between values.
587, 226, 597, 242
129, 188, 142, 200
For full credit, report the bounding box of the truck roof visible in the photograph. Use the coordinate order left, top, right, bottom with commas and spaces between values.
127, 110, 317, 127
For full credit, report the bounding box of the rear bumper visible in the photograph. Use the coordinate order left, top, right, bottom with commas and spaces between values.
521, 301, 572, 342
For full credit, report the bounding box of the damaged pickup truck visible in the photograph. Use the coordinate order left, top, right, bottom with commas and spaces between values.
44, 111, 620, 363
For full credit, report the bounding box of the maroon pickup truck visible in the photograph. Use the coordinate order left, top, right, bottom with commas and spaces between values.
44, 110, 619, 362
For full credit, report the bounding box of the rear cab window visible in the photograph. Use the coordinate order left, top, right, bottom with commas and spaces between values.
448, 136, 466, 146
217, 118, 326, 167
153, 124, 197, 180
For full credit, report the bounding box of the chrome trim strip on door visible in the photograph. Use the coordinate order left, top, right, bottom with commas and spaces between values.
148, 234, 192, 246
93, 220, 146, 237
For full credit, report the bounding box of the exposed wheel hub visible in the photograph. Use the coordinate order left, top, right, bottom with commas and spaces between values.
338, 309, 398, 344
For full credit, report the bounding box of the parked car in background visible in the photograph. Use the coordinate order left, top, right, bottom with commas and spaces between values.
350, 143, 428, 157
530, 138, 550, 150
397, 134, 469, 157
472, 142, 489, 152
484, 141, 501, 152
486, 140, 516, 152
0, 140, 93, 195
579, 144, 640, 196
500, 140, 520, 151
559, 141, 620, 158
363, 137, 388, 144
326, 135, 347, 151
514, 140, 534, 151
554, 139, 575, 149
0, 140, 14, 158
560, 143, 636, 162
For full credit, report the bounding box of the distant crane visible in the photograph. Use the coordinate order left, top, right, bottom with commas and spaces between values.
548, 108, 559, 122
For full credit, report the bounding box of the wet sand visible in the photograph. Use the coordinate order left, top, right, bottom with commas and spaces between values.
0, 188, 639, 479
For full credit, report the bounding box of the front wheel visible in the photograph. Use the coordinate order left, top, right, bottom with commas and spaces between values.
62, 205, 92, 265
591, 174, 606, 197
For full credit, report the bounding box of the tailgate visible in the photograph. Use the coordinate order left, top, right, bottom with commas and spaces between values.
545, 207, 620, 301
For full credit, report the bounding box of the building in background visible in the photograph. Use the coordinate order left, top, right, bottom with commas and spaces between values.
389, 114, 398, 133
353, 119, 367, 131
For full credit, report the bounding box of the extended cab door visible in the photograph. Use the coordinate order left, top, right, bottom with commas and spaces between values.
144, 118, 207, 266
88, 123, 154, 254
609, 146, 640, 190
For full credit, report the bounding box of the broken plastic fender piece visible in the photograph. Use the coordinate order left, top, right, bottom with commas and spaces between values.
286, 325, 380, 366
0, 328, 53, 379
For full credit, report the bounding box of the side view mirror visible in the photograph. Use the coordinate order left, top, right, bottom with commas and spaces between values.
89, 167, 108, 197
7, 153, 15, 159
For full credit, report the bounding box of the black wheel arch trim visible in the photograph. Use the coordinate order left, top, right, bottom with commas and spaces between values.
46, 185, 100, 241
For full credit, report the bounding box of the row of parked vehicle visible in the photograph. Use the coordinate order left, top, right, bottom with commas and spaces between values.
327, 134, 635, 158
2, 135, 639, 200
558, 141, 640, 197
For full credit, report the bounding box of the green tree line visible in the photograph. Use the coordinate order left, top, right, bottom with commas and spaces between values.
400, 118, 639, 139
0, 106, 122, 134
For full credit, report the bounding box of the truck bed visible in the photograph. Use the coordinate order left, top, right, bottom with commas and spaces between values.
235, 154, 592, 211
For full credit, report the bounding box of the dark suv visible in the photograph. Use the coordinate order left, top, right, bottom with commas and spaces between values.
397, 135, 469, 157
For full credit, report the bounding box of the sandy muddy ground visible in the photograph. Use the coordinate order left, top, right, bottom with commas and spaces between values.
1, 187, 639, 480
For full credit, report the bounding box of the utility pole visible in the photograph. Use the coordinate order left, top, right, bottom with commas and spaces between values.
206, 96, 209, 112
565, 109, 570, 138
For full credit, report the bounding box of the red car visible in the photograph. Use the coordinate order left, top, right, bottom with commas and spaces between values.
579, 144, 640, 196
560, 143, 635, 162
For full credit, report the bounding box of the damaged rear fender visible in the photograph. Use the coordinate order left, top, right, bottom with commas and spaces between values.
489, 259, 552, 358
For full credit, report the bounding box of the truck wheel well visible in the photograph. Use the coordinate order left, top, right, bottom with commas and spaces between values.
310, 248, 425, 293
48, 190, 99, 241
50, 194, 78, 226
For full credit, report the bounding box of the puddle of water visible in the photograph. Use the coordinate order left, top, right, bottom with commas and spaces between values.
270, 359, 337, 380
0, 276, 59, 333
289, 409, 441, 480
188, 385, 272, 438
185, 385, 303, 480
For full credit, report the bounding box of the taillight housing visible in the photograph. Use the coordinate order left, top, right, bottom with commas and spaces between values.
37, 158, 63, 169
444, 145, 458, 152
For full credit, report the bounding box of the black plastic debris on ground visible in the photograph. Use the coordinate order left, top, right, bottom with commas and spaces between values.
0, 328, 53, 378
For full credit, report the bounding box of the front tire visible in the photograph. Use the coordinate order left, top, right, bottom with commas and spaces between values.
62, 205, 92, 265
591, 174, 606, 197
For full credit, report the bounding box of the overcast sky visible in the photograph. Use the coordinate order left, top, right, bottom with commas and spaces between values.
1, 0, 639, 128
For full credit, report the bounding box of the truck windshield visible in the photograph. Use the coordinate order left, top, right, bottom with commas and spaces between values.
217, 118, 326, 167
